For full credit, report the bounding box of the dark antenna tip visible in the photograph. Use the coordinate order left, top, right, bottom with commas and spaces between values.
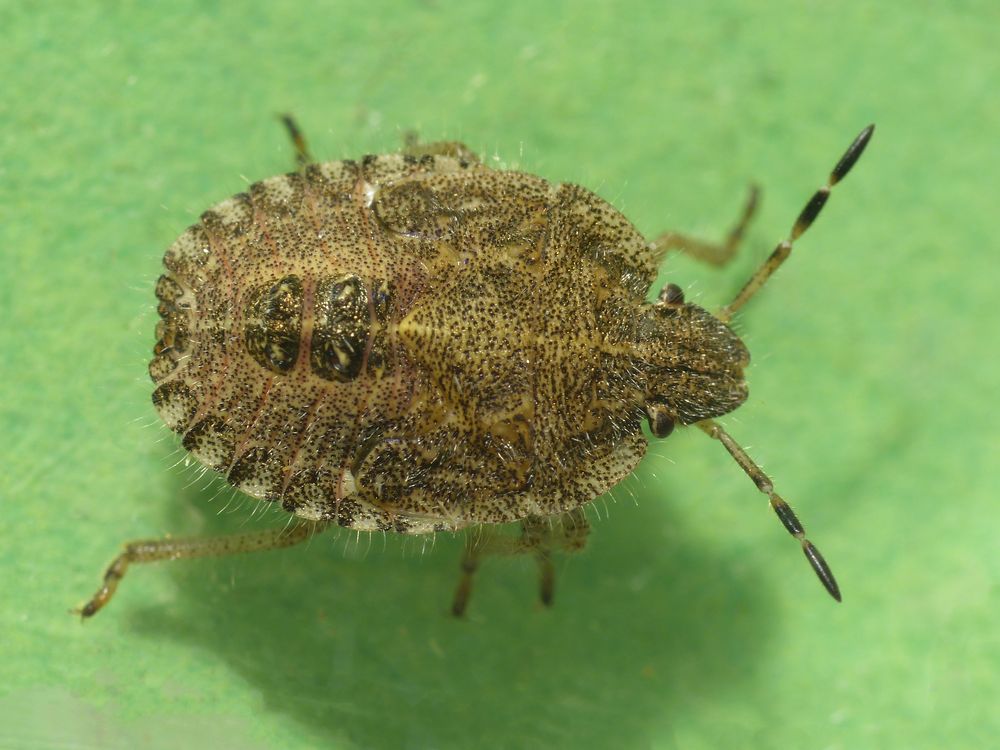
831, 124, 875, 184
803, 541, 842, 602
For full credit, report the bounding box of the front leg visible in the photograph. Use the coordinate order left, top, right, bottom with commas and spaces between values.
649, 184, 759, 267
452, 508, 590, 617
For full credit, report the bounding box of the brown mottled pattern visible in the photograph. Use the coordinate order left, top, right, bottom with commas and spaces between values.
149, 152, 745, 534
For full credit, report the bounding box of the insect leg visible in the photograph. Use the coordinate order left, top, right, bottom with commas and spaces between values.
279, 113, 315, 167
452, 527, 518, 617
718, 124, 874, 323
75, 520, 328, 618
521, 508, 590, 607
401, 131, 482, 164
649, 184, 759, 267
697, 419, 841, 602
451, 509, 590, 616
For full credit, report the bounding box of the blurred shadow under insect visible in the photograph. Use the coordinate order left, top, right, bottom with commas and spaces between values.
77, 117, 873, 618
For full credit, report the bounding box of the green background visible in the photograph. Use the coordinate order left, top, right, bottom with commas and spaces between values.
2, 1, 997, 748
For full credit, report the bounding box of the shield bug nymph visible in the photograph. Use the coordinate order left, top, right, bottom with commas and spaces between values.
77, 118, 873, 618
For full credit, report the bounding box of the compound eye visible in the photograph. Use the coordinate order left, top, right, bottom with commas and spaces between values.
658, 283, 684, 306
645, 403, 675, 438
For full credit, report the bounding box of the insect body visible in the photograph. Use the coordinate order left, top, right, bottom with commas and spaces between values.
78, 120, 873, 618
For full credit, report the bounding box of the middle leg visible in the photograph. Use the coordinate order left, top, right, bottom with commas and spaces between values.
452, 508, 590, 616
401, 131, 481, 163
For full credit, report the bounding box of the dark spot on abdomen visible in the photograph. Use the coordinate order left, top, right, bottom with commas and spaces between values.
310, 274, 369, 382
243, 275, 304, 373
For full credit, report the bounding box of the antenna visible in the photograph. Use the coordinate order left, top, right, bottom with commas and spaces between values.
718, 124, 875, 323
698, 420, 841, 601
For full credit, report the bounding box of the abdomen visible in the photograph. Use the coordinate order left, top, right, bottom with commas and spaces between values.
149, 165, 429, 528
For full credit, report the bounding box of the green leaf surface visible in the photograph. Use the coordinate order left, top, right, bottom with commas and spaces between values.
1, 2, 996, 748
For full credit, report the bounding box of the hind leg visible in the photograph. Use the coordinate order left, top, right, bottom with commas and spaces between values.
75, 520, 328, 618
279, 113, 314, 167
452, 508, 590, 616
